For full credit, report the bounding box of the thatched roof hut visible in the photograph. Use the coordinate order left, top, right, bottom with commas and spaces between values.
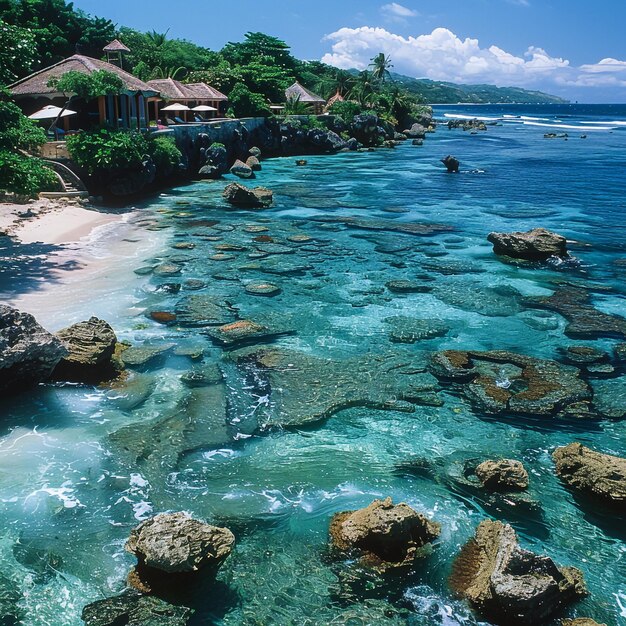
9, 54, 157, 98
146, 79, 227, 102
285, 81, 325, 105
103, 39, 130, 53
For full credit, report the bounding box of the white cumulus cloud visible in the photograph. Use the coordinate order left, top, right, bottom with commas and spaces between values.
321, 26, 626, 98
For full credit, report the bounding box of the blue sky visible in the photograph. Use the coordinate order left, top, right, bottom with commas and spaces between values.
73, 0, 626, 102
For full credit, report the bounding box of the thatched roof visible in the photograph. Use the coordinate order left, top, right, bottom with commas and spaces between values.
9, 54, 157, 97
147, 78, 228, 102
285, 81, 325, 104
103, 39, 130, 53
184, 82, 228, 101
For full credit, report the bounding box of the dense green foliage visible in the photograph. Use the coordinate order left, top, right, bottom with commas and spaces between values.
48, 70, 124, 99
0, 0, 116, 69
0, 92, 57, 194
66, 128, 181, 177
227, 83, 271, 118
0, 150, 58, 194
0, 19, 36, 83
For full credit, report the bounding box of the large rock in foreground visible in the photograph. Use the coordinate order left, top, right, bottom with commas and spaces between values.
82, 593, 192, 626
0, 304, 67, 394
553, 443, 626, 511
488, 228, 568, 261
430, 350, 591, 419
126, 512, 234, 575
223, 182, 273, 208
330, 497, 440, 571
450, 520, 586, 625
53, 317, 120, 383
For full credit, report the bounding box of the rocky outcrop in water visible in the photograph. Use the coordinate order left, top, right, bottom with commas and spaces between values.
561, 619, 607, 626
223, 183, 273, 208
441, 155, 459, 173
206, 319, 293, 348
330, 497, 440, 571
524, 286, 626, 340
229, 347, 441, 427
53, 317, 121, 383
403, 123, 426, 139
125, 512, 235, 593
429, 350, 592, 419
475, 459, 529, 492
450, 520, 586, 625
230, 159, 254, 179
82, 593, 192, 626
553, 443, 626, 510
0, 304, 67, 394
488, 228, 568, 261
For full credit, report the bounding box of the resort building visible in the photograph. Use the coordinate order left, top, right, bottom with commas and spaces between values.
285, 81, 326, 114
146, 78, 228, 122
9, 53, 159, 133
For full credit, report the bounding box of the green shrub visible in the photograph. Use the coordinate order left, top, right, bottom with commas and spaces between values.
0, 97, 48, 152
228, 83, 271, 118
0, 151, 59, 196
329, 101, 362, 121
147, 135, 182, 177
66, 128, 149, 174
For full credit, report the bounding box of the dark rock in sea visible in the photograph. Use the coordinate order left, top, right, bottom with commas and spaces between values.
248, 146, 261, 158
180, 363, 223, 388
450, 520, 586, 625
412, 139, 424, 146
0, 305, 67, 394
206, 319, 293, 348
223, 183, 273, 208
230, 159, 254, 179
403, 123, 426, 139
109, 159, 156, 196
175, 294, 238, 327
228, 347, 441, 427
488, 227, 568, 261
82, 593, 191, 626
295, 159, 307, 166
149, 311, 177, 325
475, 459, 529, 492
441, 155, 459, 173
182, 279, 205, 290
553, 443, 626, 511
125, 512, 234, 593
198, 164, 220, 179
433, 282, 520, 317
134, 266, 154, 276
53, 317, 121, 383
245, 155, 262, 171
524, 286, 626, 339
329, 497, 440, 571
561, 345, 608, 366
386, 317, 449, 344
121, 343, 174, 369
591, 377, 626, 418
244, 281, 281, 296
319, 216, 453, 237
429, 350, 592, 419
385, 279, 432, 294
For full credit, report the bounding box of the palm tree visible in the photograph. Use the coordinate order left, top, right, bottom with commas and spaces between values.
150, 65, 188, 80
284, 95, 311, 115
333, 69, 356, 97
349, 70, 377, 107
369, 53, 393, 83
146, 30, 169, 48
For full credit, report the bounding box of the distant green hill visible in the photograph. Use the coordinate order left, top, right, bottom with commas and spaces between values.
390, 74, 568, 104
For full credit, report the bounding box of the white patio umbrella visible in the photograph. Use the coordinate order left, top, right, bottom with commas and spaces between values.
28, 105, 77, 120
161, 103, 190, 111
191, 105, 218, 112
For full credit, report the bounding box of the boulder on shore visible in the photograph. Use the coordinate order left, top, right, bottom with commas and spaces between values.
450, 520, 586, 625
125, 512, 234, 592
329, 497, 440, 571
488, 228, 568, 261
0, 304, 67, 394
223, 183, 273, 208
245, 155, 262, 171
82, 593, 192, 626
475, 459, 529, 492
552, 443, 626, 510
441, 155, 459, 173
53, 317, 121, 383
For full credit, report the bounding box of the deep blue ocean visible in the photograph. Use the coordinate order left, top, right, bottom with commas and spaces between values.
0, 104, 625, 625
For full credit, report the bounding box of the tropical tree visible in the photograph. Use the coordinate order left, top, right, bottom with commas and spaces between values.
227, 83, 271, 118
0, 20, 36, 84
369, 53, 393, 83
350, 71, 377, 106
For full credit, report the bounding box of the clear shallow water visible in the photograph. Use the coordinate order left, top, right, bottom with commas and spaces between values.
1, 105, 626, 625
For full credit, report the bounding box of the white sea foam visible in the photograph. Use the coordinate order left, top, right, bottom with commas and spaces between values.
443, 113, 501, 121
587, 120, 626, 126
523, 121, 615, 130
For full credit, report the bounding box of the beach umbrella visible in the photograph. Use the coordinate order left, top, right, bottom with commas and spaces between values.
161, 103, 190, 111
28, 105, 77, 120
192, 105, 217, 112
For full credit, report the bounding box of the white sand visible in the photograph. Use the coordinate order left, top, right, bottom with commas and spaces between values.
0, 199, 119, 244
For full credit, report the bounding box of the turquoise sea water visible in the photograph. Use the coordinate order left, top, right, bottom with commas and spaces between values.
1, 104, 625, 625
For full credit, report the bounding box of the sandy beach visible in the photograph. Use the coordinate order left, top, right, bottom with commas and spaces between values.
0, 198, 120, 245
